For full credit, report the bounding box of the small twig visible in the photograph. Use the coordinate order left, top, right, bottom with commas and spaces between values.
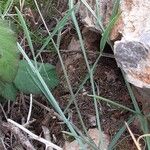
23, 119, 36, 128
34, 0, 50, 34
125, 122, 141, 150
138, 134, 150, 143
7, 119, 62, 150
32, 99, 62, 120
0, 104, 8, 120
1, 121, 35, 150
61, 26, 72, 37
0, 138, 7, 150
20, 0, 25, 12
7, 101, 11, 114
26, 94, 33, 124
42, 126, 51, 142
42, 126, 53, 150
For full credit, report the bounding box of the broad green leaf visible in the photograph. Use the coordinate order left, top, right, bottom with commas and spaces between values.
14, 60, 59, 94
0, 19, 19, 83
1, 83, 17, 101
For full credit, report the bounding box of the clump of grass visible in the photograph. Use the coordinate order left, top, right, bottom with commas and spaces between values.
1, 0, 150, 149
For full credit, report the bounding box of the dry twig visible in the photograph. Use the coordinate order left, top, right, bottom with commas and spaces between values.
1, 121, 35, 150
7, 119, 62, 150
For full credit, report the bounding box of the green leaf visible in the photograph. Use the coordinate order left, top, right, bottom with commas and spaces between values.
1, 83, 17, 101
14, 60, 59, 94
0, 19, 19, 83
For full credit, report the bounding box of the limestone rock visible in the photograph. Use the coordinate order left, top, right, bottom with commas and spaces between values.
114, 0, 150, 88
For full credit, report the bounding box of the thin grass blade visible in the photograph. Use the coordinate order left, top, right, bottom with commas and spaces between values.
89, 95, 139, 114
108, 115, 135, 150
80, 0, 104, 31
15, 7, 34, 54
100, 12, 120, 51
36, 7, 76, 58
2, 0, 14, 18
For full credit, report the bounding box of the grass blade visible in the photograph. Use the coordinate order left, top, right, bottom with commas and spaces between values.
35, 7, 76, 58
89, 95, 139, 114
108, 115, 135, 150
80, 0, 104, 31
15, 7, 35, 59
100, 12, 120, 51
2, 0, 14, 18
100, 0, 120, 51
122, 71, 150, 149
